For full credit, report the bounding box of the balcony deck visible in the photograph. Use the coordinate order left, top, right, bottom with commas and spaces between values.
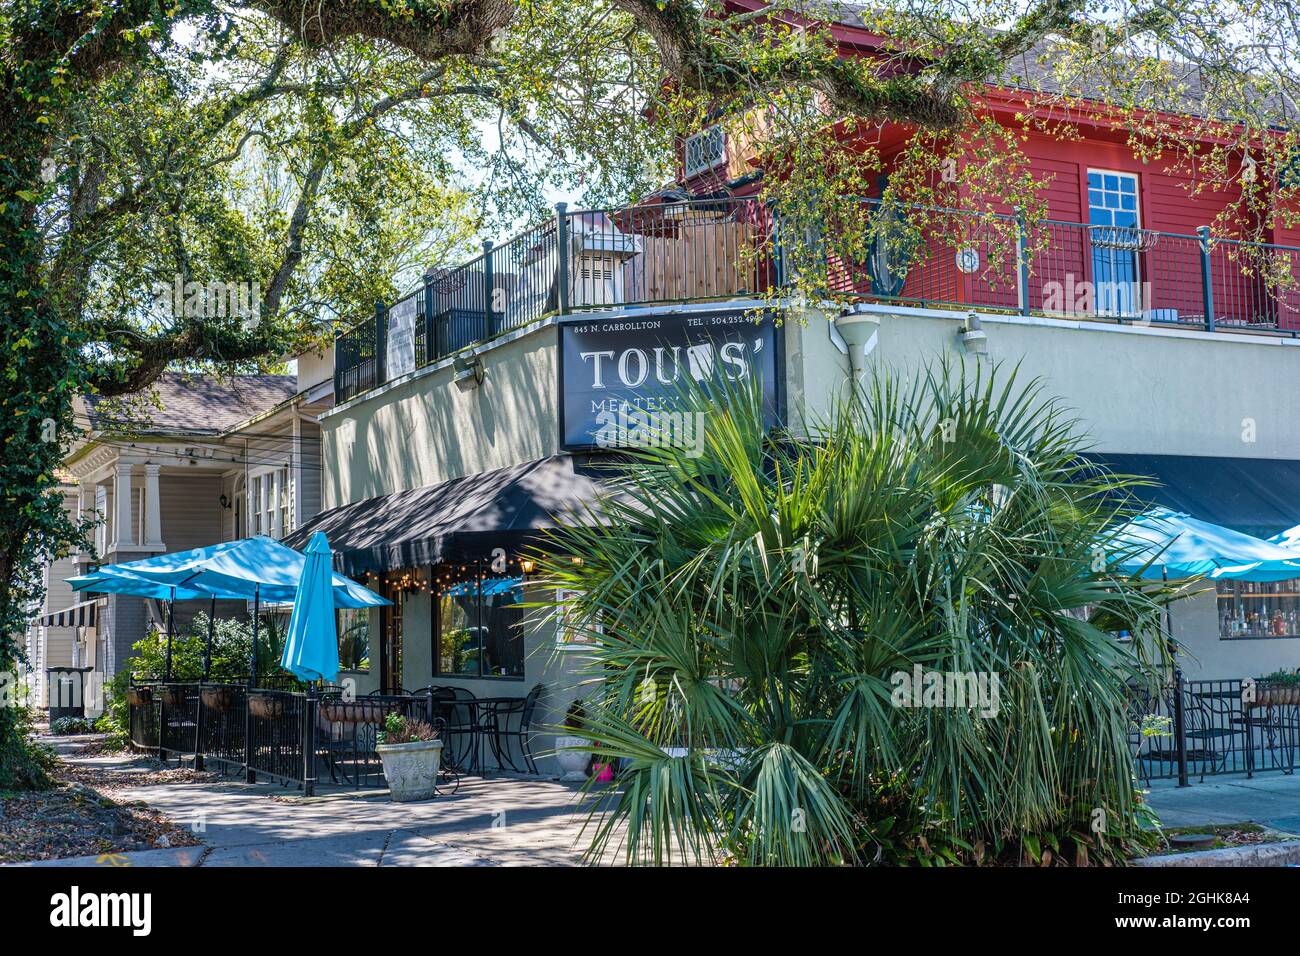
335, 197, 1300, 404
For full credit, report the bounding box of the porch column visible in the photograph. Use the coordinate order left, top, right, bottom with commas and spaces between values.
142, 463, 165, 549
111, 462, 135, 552
94, 484, 109, 556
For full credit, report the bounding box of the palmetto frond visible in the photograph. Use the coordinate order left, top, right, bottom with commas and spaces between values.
539, 358, 1171, 866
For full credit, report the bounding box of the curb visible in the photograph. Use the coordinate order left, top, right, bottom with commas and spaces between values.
1132, 839, 1300, 867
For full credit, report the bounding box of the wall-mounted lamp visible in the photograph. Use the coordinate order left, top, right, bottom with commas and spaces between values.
520, 558, 536, 574
453, 350, 485, 391
958, 313, 988, 356
219, 494, 232, 510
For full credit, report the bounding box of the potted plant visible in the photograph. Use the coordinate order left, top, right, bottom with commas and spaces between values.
1253, 671, 1300, 707
320, 699, 390, 724
554, 699, 592, 782
158, 684, 188, 708
375, 713, 443, 802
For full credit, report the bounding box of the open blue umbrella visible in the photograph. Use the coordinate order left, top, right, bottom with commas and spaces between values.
1268, 524, 1300, 551
280, 531, 340, 683
1113, 508, 1300, 581
69, 535, 387, 608
69, 536, 386, 682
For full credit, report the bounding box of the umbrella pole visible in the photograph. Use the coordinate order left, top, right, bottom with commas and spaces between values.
251, 585, 260, 688
245, 583, 260, 784
164, 595, 175, 682
203, 595, 215, 681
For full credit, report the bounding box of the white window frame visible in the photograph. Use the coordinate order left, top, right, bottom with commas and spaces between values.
683, 125, 726, 178
246, 464, 292, 539
1086, 167, 1143, 317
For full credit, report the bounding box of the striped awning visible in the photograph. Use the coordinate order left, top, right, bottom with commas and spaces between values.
39, 599, 97, 628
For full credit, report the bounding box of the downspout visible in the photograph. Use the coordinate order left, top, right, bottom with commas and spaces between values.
834, 304, 881, 385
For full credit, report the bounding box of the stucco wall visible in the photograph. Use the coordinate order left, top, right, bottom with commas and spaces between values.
786, 305, 1300, 460
320, 327, 560, 509
320, 302, 1300, 697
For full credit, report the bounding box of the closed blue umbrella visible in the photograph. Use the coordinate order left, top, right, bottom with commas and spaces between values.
280, 531, 340, 683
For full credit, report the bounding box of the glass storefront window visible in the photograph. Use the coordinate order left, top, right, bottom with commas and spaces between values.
337, 607, 371, 671
1218, 579, 1300, 639
436, 573, 525, 679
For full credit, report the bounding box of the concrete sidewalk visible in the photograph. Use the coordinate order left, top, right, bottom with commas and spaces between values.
1146, 771, 1300, 835
10, 749, 608, 868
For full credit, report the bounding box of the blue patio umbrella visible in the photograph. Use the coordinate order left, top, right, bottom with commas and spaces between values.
69, 536, 387, 682
1268, 524, 1300, 551
1113, 508, 1300, 582
69, 535, 387, 608
280, 532, 340, 683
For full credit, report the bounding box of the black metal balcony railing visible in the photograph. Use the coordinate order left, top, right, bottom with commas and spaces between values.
334, 196, 1300, 404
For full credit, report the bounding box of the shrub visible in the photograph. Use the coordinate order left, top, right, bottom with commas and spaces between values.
131, 612, 297, 684
543, 362, 1178, 866
378, 713, 439, 745
49, 716, 96, 735
0, 706, 56, 790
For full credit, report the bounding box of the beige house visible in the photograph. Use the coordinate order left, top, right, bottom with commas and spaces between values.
28, 356, 336, 713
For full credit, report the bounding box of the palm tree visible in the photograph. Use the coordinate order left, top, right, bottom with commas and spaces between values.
539, 360, 1174, 866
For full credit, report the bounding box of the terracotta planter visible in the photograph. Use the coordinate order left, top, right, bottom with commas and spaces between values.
248, 693, 285, 719
126, 686, 152, 707
320, 701, 391, 725
201, 686, 234, 713
376, 739, 444, 802
1254, 685, 1300, 708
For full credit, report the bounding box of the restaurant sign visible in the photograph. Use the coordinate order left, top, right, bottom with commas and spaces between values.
558, 308, 782, 451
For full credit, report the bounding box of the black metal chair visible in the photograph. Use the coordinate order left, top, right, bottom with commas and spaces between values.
1182, 688, 1242, 781
483, 684, 544, 774
430, 687, 480, 773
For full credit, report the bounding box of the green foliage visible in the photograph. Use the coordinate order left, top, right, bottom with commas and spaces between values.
1259, 670, 1300, 687
49, 715, 96, 735
378, 712, 438, 744
0, 706, 56, 791
541, 362, 1177, 866
96, 670, 134, 749
130, 611, 296, 684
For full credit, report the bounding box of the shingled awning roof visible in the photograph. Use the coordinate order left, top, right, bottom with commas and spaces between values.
282, 455, 627, 575
82, 373, 299, 435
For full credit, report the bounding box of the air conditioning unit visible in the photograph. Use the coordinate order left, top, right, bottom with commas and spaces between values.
567, 213, 642, 308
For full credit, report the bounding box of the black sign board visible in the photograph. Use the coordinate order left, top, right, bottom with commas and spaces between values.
558, 308, 782, 451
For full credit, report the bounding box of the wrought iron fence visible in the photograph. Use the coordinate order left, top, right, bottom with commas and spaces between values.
126, 681, 460, 796
1131, 674, 1298, 784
